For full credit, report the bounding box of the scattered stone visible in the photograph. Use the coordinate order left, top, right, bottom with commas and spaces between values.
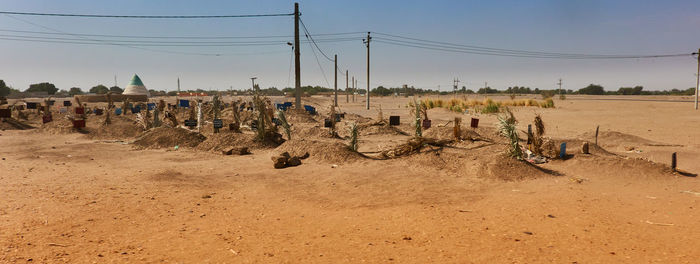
222, 147, 250, 156
272, 155, 288, 169
272, 152, 305, 169
287, 156, 301, 167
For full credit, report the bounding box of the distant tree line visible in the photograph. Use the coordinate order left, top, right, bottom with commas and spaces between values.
1, 79, 696, 98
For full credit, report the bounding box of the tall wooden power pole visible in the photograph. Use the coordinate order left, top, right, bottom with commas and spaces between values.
294, 2, 301, 111
364, 32, 371, 110
352, 76, 355, 102
453, 78, 460, 98
334, 54, 338, 107
557, 78, 563, 97
695, 49, 699, 110
346, 70, 349, 103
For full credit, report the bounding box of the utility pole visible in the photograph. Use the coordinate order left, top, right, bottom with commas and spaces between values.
453, 78, 460, 98
294, 2, 302, 111
251, 77, 258, 92
695, 49, 699, 110
352, 76, 356, 102
114, 75, 117, 87
364, 32, 371, 110
557, 78, 563, 97
177, 77, 181, 93
346, 70, 349, 103
334, 54, 338, 107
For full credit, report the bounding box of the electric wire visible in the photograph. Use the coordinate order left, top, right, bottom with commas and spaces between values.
305, 33, 331, 88
0, 11, 293, 19
372, 32, 691, 59
0, 28, 364, 39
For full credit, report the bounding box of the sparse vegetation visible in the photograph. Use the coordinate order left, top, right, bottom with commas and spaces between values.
416, 97, 553, 114
276, 110, 291, 140
348, 122, 358, 151
498, 108, 522, 159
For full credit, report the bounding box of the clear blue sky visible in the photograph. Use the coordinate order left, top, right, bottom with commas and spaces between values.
0, 0, 698, 92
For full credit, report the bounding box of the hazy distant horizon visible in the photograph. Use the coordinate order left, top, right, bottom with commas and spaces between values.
1, 0, 698, 93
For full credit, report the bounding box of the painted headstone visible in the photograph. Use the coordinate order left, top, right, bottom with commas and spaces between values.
559, 142, 567, 159
131, 106, 141, 114
147, 103, 156, 110
72, 119, 86, 128
42, 115, 52, 123
0, 109, 10, 118
470, 118, 479, 128
179, 99, 190, 108
184, 119, 197, 128
389, 116, 400, 126
213, 119, 223, 129
26, 102, 37, 109
63, 101, 72, 106
75, 107, 85, 115
115, 108, 123, 115
422, 119, 432, 129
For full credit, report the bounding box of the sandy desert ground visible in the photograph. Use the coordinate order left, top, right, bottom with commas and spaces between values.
1, 95, 699, 263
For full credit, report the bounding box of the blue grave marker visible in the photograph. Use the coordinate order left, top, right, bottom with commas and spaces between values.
559, 142, 567, 159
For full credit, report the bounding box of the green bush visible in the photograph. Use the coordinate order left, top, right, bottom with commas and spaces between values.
481, 102, 500, 114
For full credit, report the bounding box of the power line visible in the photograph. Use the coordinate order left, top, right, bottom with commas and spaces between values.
372, 32, 692, 59
299, 18, 353, 79
373, 37, 691, 59
0, 11, 293, 19
0, 34, 359, 46
0, 28, 364, 39
4, 14, 225, 56
305, 32, 331, 88
299, 18, 334, 62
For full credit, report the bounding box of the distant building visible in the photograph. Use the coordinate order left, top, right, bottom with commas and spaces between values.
123, 74, 150, 97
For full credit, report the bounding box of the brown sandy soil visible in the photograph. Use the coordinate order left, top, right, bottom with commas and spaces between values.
1, 95, 699, 263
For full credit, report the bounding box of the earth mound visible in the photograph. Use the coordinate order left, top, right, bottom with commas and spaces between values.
195, 132, 279, 152
85, 115, 144, 140
0, 118, 34, 130
133, 127, 206, 149
477, 154, 558, 181
275, 138, 365, 164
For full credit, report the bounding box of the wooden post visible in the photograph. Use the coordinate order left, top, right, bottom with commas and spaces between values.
595, 125, 599, 145
671, 152, 677, 171
334, 54, 338, 107
294, 2, 302, 111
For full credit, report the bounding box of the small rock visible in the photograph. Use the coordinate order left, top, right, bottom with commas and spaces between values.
523, 231, 533, 235
287, 157, 302, 167
202, 194, 212, 199
331, 164, 338, 168
581, 142, 589, 154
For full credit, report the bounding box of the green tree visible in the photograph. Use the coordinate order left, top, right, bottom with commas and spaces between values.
371, 86, 392, 96
0, 80, 9, 97
26, 82, 58, 95
578, 84, 605, 95
68, 87, 84, 96
109, 86, 123, 94
90, 84, 109, 94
